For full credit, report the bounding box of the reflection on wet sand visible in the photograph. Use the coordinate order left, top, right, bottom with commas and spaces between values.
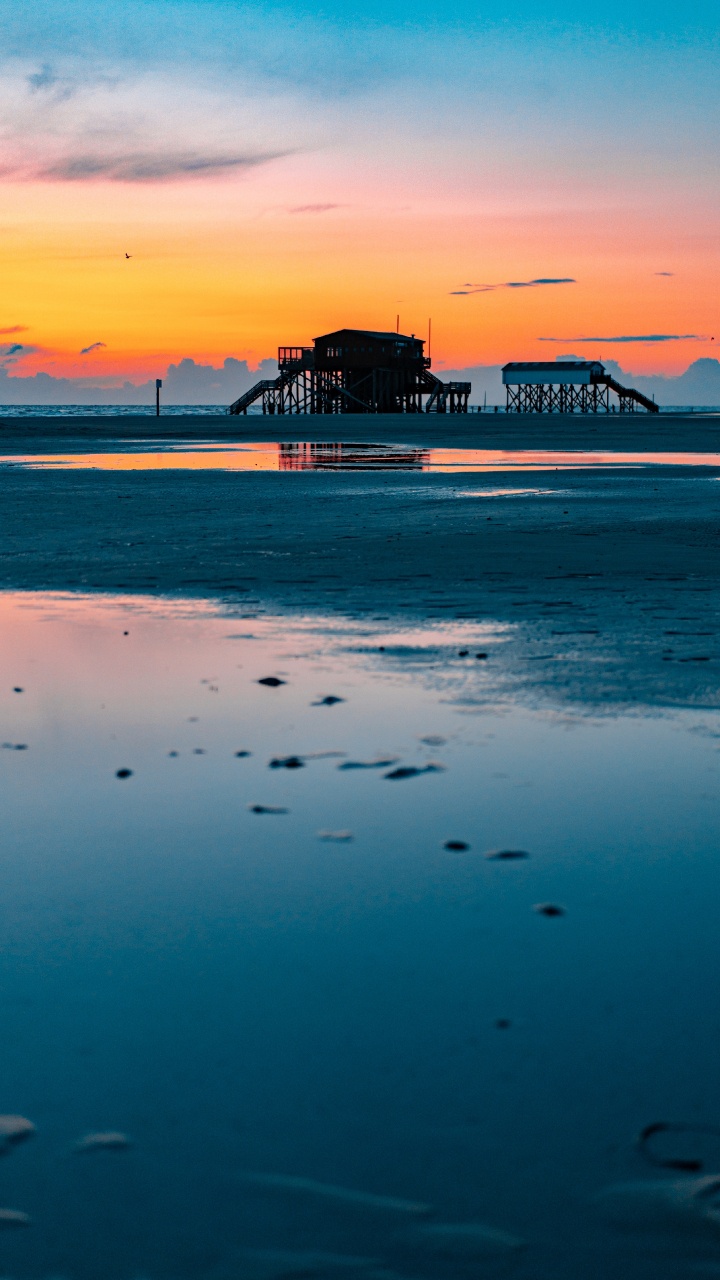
4, 440, 720, 472
1, 590, 720, 1277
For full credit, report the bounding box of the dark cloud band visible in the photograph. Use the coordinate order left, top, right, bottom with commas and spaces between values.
539, 334, 704, 343
451, 278, 575, 295
18, 150, 289, 183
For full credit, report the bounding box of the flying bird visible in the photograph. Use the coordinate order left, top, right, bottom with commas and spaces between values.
125, 253, 132, 259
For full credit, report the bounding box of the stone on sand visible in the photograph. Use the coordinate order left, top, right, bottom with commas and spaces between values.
400, 1221, 526, 1261
596, 1175, 720, 1240
75, 1131, 132, 1152
240, 1171, 433, 1217
0, 1115, 35, 1153
0, 1209, 31, 1228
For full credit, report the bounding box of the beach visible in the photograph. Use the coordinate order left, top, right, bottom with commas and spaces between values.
1, 412, 719, 709
1, 414, 720, 1280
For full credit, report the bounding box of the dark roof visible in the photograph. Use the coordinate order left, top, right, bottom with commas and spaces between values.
315, 329, 419, 344
502, 360, 604, 373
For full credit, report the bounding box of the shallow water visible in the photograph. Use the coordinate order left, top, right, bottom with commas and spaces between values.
2, 591, 720, 1279
3, 442, 720, 472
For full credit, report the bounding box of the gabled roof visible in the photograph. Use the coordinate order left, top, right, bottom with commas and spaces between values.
315, 329, 419, 344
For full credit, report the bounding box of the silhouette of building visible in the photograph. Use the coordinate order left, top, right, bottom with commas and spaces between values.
229, 329, 471, 414
502, 361, 658, 413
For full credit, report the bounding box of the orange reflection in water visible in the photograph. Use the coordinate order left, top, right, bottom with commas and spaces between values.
3, 443, 720, 472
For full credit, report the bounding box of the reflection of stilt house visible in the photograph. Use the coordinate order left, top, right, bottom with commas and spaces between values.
229, 330, 471, 415
278, 442, 428, 470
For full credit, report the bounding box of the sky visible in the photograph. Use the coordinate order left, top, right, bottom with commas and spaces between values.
1, 0, 719, 386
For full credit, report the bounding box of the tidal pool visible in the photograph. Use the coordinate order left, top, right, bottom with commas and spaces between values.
3, 442, 720, 472
1, 591, 719, 1279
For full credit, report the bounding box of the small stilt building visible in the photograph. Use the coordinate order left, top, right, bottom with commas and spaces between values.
502, 361, 658, 413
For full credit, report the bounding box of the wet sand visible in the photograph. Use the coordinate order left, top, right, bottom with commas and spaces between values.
1, 410, 720, 450
1, 413, 719, 709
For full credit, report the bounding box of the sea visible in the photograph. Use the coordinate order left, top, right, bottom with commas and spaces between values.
0, 405, 719, 417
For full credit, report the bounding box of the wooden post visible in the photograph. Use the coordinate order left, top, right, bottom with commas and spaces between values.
155, 378, 162, 416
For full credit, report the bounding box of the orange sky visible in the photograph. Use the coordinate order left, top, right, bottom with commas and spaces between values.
2, 7, 719, 382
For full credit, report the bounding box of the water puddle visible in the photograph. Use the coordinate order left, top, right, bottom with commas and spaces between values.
3, 441, 720, 472
2, 589, 720, 1279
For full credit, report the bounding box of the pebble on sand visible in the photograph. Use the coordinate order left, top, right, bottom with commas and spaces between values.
249, 804, 289, 814
13, 687, 23, 693
313, 696, 345, 706
486, 849, 530, 860
115, 768, 133, 779
257, 677, 286, 687
0, 1209, 31, 1228
597, 1174, 720, 1238
533, 902, 565, 916
75, 1131, 132, 1153
444, 840, 470, 852
2, 743, 28, 750
338, 758, 398, 771
269, 756, 305, 769
241, 1170, 432, 1217
420, 735, 446, 746
317, 830, 354, 842
235, 750, 252, 758
404, 1221, 525, 1258
0, 1115, 35, 1152
384, 764, 445, 780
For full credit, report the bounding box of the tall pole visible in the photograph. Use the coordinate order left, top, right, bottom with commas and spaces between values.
155, 378, 162, 417
396, 314, 399, 334
428, 318, 432, 359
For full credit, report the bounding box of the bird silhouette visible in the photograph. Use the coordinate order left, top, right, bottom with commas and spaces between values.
125, 253, 132, 259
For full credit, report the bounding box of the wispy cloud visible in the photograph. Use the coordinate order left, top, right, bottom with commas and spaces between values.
0, 341, 35, 363
450, 278, 575, 295
80, 341, 106, 354
30, 149, 288, 183
655, 271, 674, 276
26, 62, 73, 101
288, 203, 342, 213
539, 333, 704, 343
0, 324, 27, 335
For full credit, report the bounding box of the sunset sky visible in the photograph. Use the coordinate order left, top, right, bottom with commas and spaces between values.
1, 0, 719, 382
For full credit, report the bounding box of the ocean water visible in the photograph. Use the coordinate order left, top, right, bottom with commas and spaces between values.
0, 406, 234, 417
0, 404, 719, 417
1, 591, 720, 1279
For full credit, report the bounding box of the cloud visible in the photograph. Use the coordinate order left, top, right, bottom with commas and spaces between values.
655, 271, 674, 276
450, 278, 575, 295
0, 324, 27, 335
27, 63, 60, 92
288, 203, 342, 213
2, 343, 24, 357
80, 341, 106, 354
506, 277, 575, 288
538, 333, 704, 343
31, 149, 288, 183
